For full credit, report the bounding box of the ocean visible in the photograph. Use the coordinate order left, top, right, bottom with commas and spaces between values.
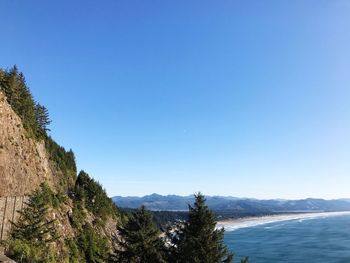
223, 214, 350, 263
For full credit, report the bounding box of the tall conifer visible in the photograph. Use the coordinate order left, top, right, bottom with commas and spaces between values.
174, 193, 234, 263
35, 103, 51, 136
11, 186, 58, 243
7, 185, 59, 262
115, 206, 167, 263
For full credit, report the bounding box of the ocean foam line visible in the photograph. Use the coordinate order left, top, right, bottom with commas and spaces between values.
216, 211, 350, 232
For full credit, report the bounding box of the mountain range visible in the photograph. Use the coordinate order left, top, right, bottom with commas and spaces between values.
113, 194, 350, 215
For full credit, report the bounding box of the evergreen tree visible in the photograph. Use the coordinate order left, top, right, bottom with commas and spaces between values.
78, 224, 109, 263
114, 206, 167, 263
35, 103, 51, 136
0, 69, 10, 97
11, 186, 58, 243
45, 137, 77, 190
7, 185, 59, 262
6, 66, 18, 106
173, 193, 234, 263
0, 66, 39, 138
74, 170, 118, 221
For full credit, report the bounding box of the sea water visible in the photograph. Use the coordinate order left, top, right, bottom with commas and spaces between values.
224, 214, 350, 263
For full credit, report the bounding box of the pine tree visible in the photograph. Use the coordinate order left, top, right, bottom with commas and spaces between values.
0, 69, 10, 96
35, 103, 51, 136
7, 185, 59, 262
11, 186, 58, 243
2, 66, 39, 138
173, 193, 234, 263
74, 170, 118, 221
114, 206, 167, 263
5, 66, 18, 106
78, 223, 109, 263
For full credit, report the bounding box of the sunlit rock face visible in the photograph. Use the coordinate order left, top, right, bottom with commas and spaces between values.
0, 91, 54, 197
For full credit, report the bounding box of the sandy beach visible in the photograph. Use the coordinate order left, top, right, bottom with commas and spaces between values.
217, 211, 350, 231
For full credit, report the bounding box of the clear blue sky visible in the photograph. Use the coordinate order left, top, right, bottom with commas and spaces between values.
0, 0, 349, 199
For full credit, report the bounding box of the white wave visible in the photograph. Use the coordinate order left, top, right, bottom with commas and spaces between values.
264, 223, 285, 229
217, 211, 350, 232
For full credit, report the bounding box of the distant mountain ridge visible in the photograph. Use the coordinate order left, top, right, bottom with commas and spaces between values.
112, 194, 350, 215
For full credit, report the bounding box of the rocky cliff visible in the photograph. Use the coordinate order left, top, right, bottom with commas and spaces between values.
0, 91, 55, 196
0, 71, 120, 262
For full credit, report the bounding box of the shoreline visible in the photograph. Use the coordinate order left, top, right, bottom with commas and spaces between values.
217, 211, 350, 231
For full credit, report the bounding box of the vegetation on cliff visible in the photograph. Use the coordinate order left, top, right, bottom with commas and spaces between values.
0, 66, 77, 191
0, 66, 119, 262
74, 171, 119, 222
0, 66, 247, 262
0, 66, 40, 139
6, 179, 117, 263
7, 184, 60, 262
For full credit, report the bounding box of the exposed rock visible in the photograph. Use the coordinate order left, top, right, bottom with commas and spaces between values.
0, 90, 119, 261
0, 92, 54, 196
0, 254, 16, 263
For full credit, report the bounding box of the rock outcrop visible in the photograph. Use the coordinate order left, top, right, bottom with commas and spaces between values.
0, 91, 54, 196
0, 85, 119, 262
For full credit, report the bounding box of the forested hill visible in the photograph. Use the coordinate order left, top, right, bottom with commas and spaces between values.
0, 66, 246, 263
113, 194, 350, 214
0, 66, 122, 262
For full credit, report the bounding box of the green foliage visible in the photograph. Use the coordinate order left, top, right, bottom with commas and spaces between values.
35, 103, 51, 137
78, 224, 110, 263
7, 239, 57, 263
65, 238, 85, 263
74, 171, 118, 221
120, 208, 188, 229
70, 201, 87, 228
11, 186, 59, 243
170, 193, 234, 263
114, 206, 167, 263
0, 66, 248, 263
0, 66, 77, 191
45, 136, 77, 190
0, 66, 44, 139
7, 185, 59, 263
150, 210, 188, 229
36, 182, 67, 208
7, 183, 112, 263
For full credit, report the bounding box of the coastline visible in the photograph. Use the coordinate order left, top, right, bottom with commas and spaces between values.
217, 211, 350, 231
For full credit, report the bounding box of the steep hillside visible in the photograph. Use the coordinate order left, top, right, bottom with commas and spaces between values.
0, 67, 77, 194
0, 67, 121, 262
0, 91, 55, 196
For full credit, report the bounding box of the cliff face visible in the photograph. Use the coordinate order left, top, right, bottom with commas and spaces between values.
0, 69, 120, 262
0, 91, 54, 196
